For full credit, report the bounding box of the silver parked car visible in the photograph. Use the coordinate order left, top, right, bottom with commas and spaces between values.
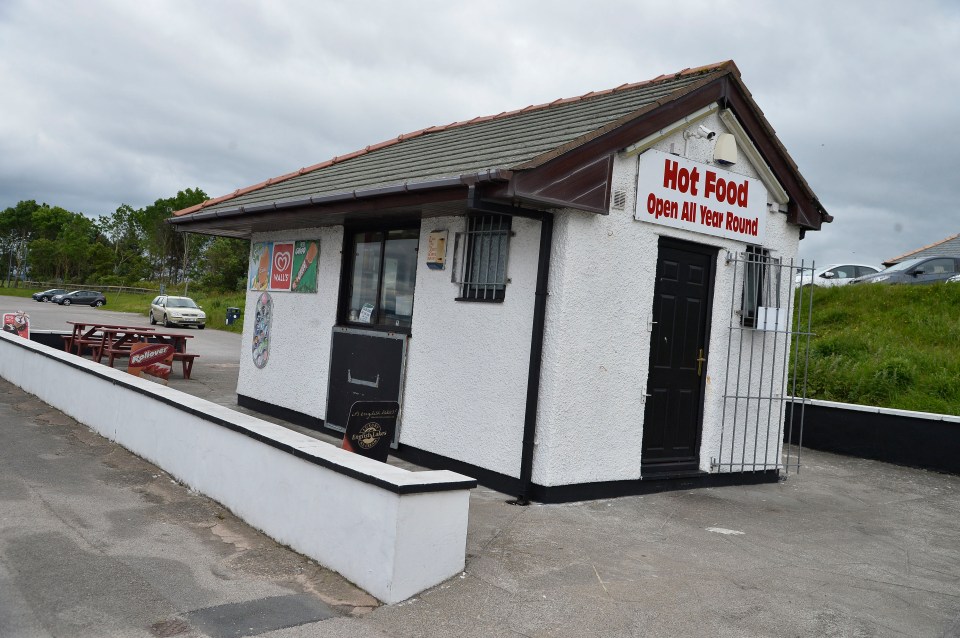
851, 256, 960, 285
150, 295, 206, 328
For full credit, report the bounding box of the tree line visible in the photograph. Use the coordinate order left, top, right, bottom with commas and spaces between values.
0, 189, 248, 292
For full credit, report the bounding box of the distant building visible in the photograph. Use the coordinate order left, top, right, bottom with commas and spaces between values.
884, 233, 960, 267
170, 61, 831, 502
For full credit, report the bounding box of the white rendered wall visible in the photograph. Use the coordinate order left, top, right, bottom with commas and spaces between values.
237, 226, 343, 420
534, 111, 801, 486
0, 332, 473, 604
400, 216, 541, 478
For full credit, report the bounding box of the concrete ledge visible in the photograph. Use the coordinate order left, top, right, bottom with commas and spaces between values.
0, 331, 476, 604
785, 397, 960, 475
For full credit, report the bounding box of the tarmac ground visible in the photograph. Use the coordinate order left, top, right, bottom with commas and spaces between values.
2, 296, 960, 637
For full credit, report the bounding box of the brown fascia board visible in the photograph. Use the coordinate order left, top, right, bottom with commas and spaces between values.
167, 179, 480, 232
506, 65, 831, 231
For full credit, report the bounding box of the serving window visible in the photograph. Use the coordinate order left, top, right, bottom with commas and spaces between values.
341, 226, 419, 331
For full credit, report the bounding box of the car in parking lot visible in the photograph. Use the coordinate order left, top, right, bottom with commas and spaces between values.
851, 256, 960, 285
32, 288, 69, 302
52, 290, 107, 306
795, 264, 882, 287
149, 295, 206, 329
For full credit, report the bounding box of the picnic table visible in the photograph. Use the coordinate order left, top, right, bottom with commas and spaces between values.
93, 327, 198, 379
64, 321, 155, 356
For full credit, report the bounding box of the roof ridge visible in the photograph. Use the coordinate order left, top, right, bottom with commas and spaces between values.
174, 61, 736, 217
884, 232, 960, 263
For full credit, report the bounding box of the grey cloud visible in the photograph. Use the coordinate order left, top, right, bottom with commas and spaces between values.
0, 0, 957, 268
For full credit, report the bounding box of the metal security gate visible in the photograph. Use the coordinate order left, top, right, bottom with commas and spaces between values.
710, 250, 815, 477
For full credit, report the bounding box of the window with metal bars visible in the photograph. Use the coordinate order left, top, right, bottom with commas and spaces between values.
455, 214, 512, 302
741, 245, 782, 328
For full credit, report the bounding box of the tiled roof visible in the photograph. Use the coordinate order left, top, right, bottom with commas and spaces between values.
175, 62, 733, 217
884, 233, 960, 265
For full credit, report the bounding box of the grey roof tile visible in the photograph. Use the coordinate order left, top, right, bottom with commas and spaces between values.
181, 68, 717, 216
886, 233, 960, 264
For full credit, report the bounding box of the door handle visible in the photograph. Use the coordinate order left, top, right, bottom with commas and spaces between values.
697, 348, 706, 376
347, 370, 380, 388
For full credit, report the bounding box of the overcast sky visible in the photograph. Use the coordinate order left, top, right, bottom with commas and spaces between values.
1, 0, 957, 267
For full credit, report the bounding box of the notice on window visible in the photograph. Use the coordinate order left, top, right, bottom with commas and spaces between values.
358, 303, 374, 323
635, 149, 767, 243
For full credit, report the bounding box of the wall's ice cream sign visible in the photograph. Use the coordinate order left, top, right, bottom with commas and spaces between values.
635, 149, 767, 243
269, 242, 294, 291
248, 240, 320, 293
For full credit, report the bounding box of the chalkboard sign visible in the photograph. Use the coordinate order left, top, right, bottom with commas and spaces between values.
326, 328, 406, 443
342, 401, 399, 462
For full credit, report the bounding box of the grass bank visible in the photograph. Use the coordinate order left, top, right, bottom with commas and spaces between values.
0, 285, 245, 333
802, 282, 960, 414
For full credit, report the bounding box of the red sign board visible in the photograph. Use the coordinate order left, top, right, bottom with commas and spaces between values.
127, 343, 174, 384
269, 242, 295, 291
2, 312, 29, 339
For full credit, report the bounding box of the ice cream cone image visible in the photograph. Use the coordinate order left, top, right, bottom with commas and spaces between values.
293, 242, 319, 290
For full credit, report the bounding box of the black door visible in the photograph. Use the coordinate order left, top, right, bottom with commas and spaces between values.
641, 238, 716, 473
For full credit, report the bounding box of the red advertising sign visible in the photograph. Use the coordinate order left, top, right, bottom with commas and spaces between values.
269, 242, 295, 291
2, 312, 29, 339
127, 342, 174, 384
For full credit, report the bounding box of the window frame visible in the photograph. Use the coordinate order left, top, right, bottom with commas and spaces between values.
454, 213, 513, 303
741, 245, 781, 328
337, 222, 421, 334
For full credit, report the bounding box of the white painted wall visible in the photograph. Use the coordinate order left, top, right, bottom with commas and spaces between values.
400, 216, 541, 479
237, 226, 343, 420
0, 333, 473, 604
227, 109, 807, 489
533, 110, 801, 486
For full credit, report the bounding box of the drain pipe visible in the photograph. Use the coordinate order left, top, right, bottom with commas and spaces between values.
512, 211, 554, 505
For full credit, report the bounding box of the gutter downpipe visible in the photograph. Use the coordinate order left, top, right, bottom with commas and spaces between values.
512, 210, 554, 505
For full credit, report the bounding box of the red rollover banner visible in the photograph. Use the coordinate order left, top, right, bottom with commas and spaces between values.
127, 342, 174, 384
635, 149, 767, 244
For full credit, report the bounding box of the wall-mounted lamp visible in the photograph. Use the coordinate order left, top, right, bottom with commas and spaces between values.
713, 133, 738, 165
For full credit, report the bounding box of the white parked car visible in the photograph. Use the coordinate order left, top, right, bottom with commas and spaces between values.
150, 295, 206, 329
795, 264, 882, 287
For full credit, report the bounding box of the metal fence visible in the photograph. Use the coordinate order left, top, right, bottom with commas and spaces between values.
710, 251, 815, 477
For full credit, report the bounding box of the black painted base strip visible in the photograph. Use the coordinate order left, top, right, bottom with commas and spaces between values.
238, 394, 326, 432
237, 394, 782, 503
530, 470, 780, 504
785, 400, 960, 475
393, 444, 522, 496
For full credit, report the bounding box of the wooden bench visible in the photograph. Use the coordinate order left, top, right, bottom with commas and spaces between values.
98, 344, 134, 368
172, 352, 200, 380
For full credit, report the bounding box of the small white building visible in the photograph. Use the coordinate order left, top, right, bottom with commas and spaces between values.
171, 61, 831, 502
